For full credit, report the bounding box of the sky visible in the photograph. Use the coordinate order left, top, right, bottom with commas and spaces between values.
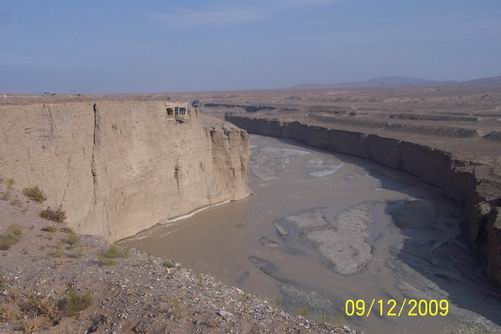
1, 0, 501, 93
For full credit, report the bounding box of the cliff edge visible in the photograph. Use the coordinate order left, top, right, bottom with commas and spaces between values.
0, 101, 249, 241
225, 113, 501, 285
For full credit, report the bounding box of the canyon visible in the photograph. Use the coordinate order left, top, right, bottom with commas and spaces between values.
0, 101, 249, 241
225, 113, 501, 286
1, 89, 500, 333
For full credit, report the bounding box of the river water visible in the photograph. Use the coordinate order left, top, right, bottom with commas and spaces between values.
123, 135, 501, 334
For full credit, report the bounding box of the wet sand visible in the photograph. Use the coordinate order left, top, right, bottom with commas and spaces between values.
122, 135, 501, 334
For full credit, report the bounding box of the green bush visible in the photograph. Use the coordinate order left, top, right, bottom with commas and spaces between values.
162, 259, 176, 268
101, 244, 129, 259
97, 244, 129, 266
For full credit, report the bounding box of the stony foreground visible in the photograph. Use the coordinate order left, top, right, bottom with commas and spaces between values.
0, 186, 355, 334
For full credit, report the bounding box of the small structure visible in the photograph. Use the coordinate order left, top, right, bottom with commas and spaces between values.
165, 102, 190, 122
175, 105, 189, 121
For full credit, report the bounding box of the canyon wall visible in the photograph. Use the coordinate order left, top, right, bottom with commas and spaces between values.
225, 114, 501, 285
0, 101, 249, 241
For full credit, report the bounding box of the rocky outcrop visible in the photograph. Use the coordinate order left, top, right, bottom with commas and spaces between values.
225, 114, 501, 285
0, 101, 249, 241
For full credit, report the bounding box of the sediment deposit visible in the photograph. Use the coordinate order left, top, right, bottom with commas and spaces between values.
225, 114, 501, 285
125, 134, 501, 333
0, 187, 352, 334
0, 101, 249, 241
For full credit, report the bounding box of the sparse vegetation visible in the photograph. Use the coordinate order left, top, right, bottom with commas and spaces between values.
296, 307, 308, 317
316, 312, 331, 324
62, 228, 80, 247
0, 224, 24, 250
48, 243, 64, 258
9, 198, 22, 207
22, 186, 47, 203
335, 314, 345, 327
40, 207, 66, 223
8, 224, 23, 238
169, 298, 182, 317
272, 297, 282, 308
97, 256, 115, 266
162, 259, 176, 269
0, 306, 17, 323
0, 191, 10, 201
102, 244, 129, 258
97, 244, 129, 266
5, 178, 15, 190
21, 318, 40, 334
20, 295, 58, 320
60, 289, 92, 317
66, 247, 82, 258
41, 225, 58, 233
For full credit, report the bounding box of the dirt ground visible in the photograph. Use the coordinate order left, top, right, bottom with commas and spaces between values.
0, 183, 354, 334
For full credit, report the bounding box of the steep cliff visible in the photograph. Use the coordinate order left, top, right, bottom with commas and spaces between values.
225, 114, 501, 285
0, 101, 249, 241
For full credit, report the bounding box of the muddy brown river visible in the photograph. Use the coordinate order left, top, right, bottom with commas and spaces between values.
123, 135, 501, 334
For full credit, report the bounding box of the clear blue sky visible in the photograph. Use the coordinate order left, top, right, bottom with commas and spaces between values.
1, 0, 500, 93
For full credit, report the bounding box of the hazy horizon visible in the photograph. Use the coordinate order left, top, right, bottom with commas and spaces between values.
1, 0, 501, 94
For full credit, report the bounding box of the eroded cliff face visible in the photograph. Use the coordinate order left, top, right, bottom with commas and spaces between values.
225, 114, 501, 285
0, 101, 249, 240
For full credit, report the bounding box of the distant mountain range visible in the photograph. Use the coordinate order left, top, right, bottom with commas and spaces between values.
291, 75, 501, 89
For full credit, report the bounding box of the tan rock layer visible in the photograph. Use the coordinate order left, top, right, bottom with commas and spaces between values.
0, 101, 249, 241
225, 114, 501, 285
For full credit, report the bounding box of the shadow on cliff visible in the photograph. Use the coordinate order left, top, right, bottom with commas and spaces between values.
388, 202, 501, 327
271, 136, 501, 327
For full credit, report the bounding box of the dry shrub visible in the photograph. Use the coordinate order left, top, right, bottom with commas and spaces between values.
21, 318, 41, 334
48, 243, 64, 258
97, 244, 129, 266
41, 226, 57, 233
0, 224, 24, 250
296, 307, 308, 317
9, 198, 22, 207
97, 256, 115, 266
22, 186, 47, 203
20, 295, 58, 320
162, 259, 175, 269
0, 306, 18, 322
62, 228, 80, 247
60, 289, 92, 317
102, 244, 129, 258
40, 207, 66, 223
5, 178, 15, 190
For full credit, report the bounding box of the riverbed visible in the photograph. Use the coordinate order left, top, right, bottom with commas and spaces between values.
122, 135, 501, 334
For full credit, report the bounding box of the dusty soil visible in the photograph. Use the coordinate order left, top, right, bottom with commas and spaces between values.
0, 184, 353, 334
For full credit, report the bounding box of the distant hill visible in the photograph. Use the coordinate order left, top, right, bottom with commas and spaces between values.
459, 76, 501, 88
291, 75, 501, 89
